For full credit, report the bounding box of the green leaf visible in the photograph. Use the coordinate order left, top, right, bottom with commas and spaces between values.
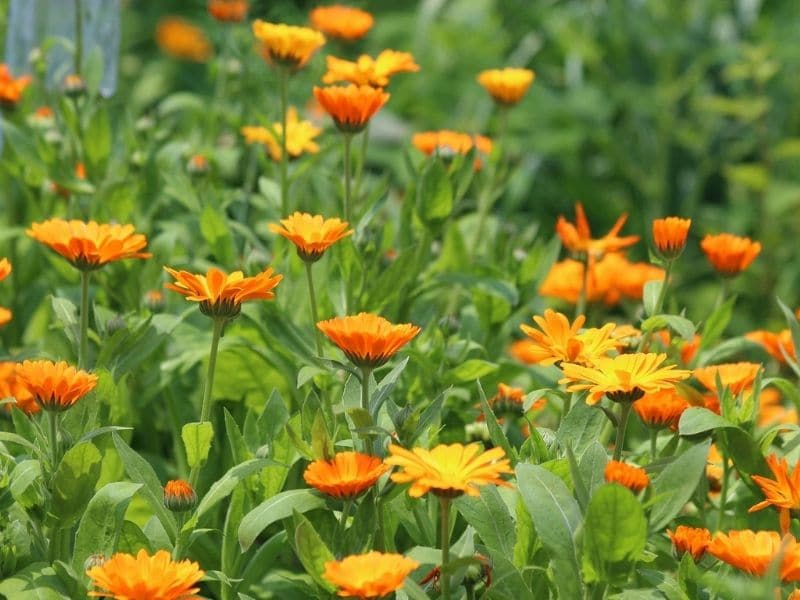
238, 489, 326, 552
641, 314, 696, 341
292, 511, 336, 592
480, 549, 535, 600
643, 280, 662, 317
51, 441, 102, 526
416, 157, 453, 227
0, 563, 71, 599
84, 106, 111, 173
200, 204, 235, 266
557, 400, 606, 457
777, 297, 800, 365
182, 421, 214, 469
699, 297, 736, 349
455, 486, 516, 557
649, 440, 711, 530
51, 296, 78, 347
447, 359, 498, 383
478, 381, 517, 464
579, 442, 608, 501
678, 407, 732, 436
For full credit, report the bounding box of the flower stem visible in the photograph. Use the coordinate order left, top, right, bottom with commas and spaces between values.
74, 0, 83, 76
612, 402, 633, 462
48, 410, 60, 476
360, 366, 372, 413
649, 428, 658, 461
353, 123, 369, 203
343, 133, 353, 223
439, 496, 452, 600
575, 254, 590, 319
654, 260, 673, 315
279, 66, 290, 215
78, 270, 90, 369
304, 261, 323, 356
716, 454, 731, 531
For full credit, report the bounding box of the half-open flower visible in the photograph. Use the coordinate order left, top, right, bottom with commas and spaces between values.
700, 233, 761, 277
317, 312, 419, 368
667, 526, 711, 561
304, 451, 389, 499
323, 551, 418, 599
252, 21, 325, 70
653, 217, 691, 260
269, 212, 351, 262
313, 84, 389, 134
16, 360, 98, 412
477, 67, 535, 105
604, 460, 650, 493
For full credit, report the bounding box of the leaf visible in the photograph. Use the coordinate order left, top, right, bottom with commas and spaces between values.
579, 442, 608, 501
478, 381, 517, 464
416, 157, 453, 227
699, 297, 736, 349
777, 297, 800, 364
481, 549, 535, 600
292, 511, 336, 592
649, 440, 711, 530
200, 204, 235, 266
370, 357, 409, 419
643, 280, 662, 317
238, 489, 326, 552
447, 359, 498, 383
51, 441, 102, 526
454, 486, 516, 557
84, 106, 111, 173
641, 315, 696, 341
556, 400, 606, 457
51, 296, 78, 347
182, 422, 214, 469
678, 407, 732, 436
0, 563, 71, 599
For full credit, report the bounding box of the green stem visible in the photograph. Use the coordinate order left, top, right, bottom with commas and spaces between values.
74, 0, 83, 76
714, 277, 731, 311
336, 499, 353, 554
304, 261, 323, 356
343, 133, 353, 223
654, 260, 673, 315
279, 66, 290, 215
575, 254, 590, 319
78, 270, 90, 369
717, 455, 731, 531
172, 512, 186, 560
649, 428, 658, 461
439, 497, 452, 600
48, 410, 60, 476
353, 123, 369, 203
360, 367, 372, 413
612, 402, 633, 462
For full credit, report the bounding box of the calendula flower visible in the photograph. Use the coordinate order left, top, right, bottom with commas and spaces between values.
186, 154, 209, 175
680, 334, 701, 366
758, 387, 798, 428
0, 64, 31, 108
86, 549, 204, 599
706, 444, 727, 494
749, 454, 800, 535
560, 353, 691, 405
164, 266, 282, 321
269, 212, 352, 262
707, 530, 800, 581
653, 217, 691, 260
208, 0, 248, 22
0, 258, 10, 282
385, 443, 512, 498
477, 67, 535, 105
667, 526, 712, 561
241, 107, 322, 161
412, 130, 493, 169
252, 21, 325, 70
701, 233, 761, 277
488, 383, 529, 417
313, 85, 389, 134
317, 313, 420, 368
604, 460, 650, 493
322, 51, 420, 88
26, 219, 151, 271
304, 451, 389, 499
633, 388, 690, 429
693, 362, 761, 395
28, 105, 54, 129
163, 480, 197, 513
323, 551, 419, 599
556, 203, 640, 260
519, 309, 617, 366
144, 289, 166, 313
16, 360, 98, 412
310, 5, 374, 41
0, 307, 10, 326
155, 17, 212, 63
746, 330, 796, 364
0, 362, 38, 415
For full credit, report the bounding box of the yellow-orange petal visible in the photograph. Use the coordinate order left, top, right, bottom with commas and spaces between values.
304, 451, 389, 499
313, 85, 389, 134
323, 551, 418, 599
269, 212, 351, 261
317, 312, 419, 368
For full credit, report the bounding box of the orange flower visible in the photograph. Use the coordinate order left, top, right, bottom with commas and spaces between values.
313, 85, 389, 134
477, 68, 535, 105
269, 212, 352, 261
164, 266, 282, 321
0, 64, 31, 107
309, 5, 374, 41
16, 360, 98, 412
0, 362, 38, 415
86, 549, 204, 599
700, 233, 761, 276
633, 388, 690, 429
707, 530, 800, 580
304, 451, 389, 499
488, 382, 533, 416
758, 387, 798, 428
187, 154, 209, 175
556, 203, 640, 259
746, 329, 796, 364
317, 313, 419, 368
0, 258, 10, 282
208, 0, 248, 22
0, 307, 10, 327
26, 219, 151, 271
653, 217, 691, 260
322, 51, 420, 88
252, 21, 325, 70
604, 460, 649, 493
680, 334, 701, 366
706, 443, 727, 494
693, 362, 761, 395
155, 17, 212, 63
667, 526, 711, 561
386, 443, 512, 498
412, 130, 493, 169
749, 454, 800, 535
241, 107, 321, 161
323, 551, 418, 599
163, 480, 197, 513
518, 310, 617, 366
560, 353, 691, 405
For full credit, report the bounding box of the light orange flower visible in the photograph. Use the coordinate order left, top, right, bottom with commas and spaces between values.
556, 203, 640, 259
701, 233, 761, 277
0, 307, 10, 326
241, 107, 322, 161
269, 212, 351, 261
706, 443, 727, 494
633, 388, 690, 429
16, 360, 98, 412
560, 353, 691, 405
488, 382, 536, 416
86, 549, 204, 599
313, 85, 389, 134
518, 309, 617, 366
322, 51, 420, 88
208, 0, 248, 22
749, 454, 800, 535
252, 21, 325, 69
693, 362, 761, 395
386, 443, 512, 498
0, 258, 10, 282
163, 480, 197, 513
26, 219, 151, 271
0, 362, 38, 415
667, 526, 712, 561
758, 387, 798, 428
317, 313, 419, 368
477, 67, 535, 105
0, 64, 31, 107
707, 530, 800, 581
309, 5, 374, 41
653, 217, 691, 260
746, 329, 796, 364
164, 266, 282, 321
412, 130, 493, 169
323, 551, 418, 599
155, 17, 212, 63
604, 460, 649, 493
187, 154, 209, 175
304, 451, 389, 499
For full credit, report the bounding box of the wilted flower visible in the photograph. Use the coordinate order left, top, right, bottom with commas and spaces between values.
604, 460, 650, 493
241, 107, 321, 161
156, 17, 212, 63
310, 5, 374, 41
477, 67, 535, 105
252, 21, 325, 70
304, 451, 389, 499
323, 51, 419, 88
313, 84, 389, 134
317, 313, 419, 368
323, 552, 419, 599
269, 212, 352, 262
700, 233, 761, 277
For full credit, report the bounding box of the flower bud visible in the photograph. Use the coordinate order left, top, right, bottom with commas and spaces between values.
63, 74, 86, 98
163, 479, 197, 513
143, 289, 165, 313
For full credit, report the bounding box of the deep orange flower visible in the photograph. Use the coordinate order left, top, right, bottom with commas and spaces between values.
0, 362, 38, 415
86, 549, 204, 599
317, 313, 419, 368
26, 219, 151, 271
385, 443, 512, 498
477, 68, 535, 105
16, 360, 98, 412
633, 388, 690, 429
208, 0, 248, 22
653, 217, 691, 260
163, 480, 197, 513
310, 5, 374, 41
693, 362, 761, 395
323, 551, 418, 599
252, 21, 325, 69
269, 212, 352, 261
749, 454, 800, 535
518, 310, 617, 366
556, 203, 640, 259
187, 154, 209, 175
155, 17, 212, 63
0, 64, 31, 107
164, 266, 282, 321
680, 334, 701, 366
707, 530, 800, 581
701, 233, 761, 277
313, 85, 389, 134
560, 353, 691, 405
604, 460, 649, 493
322, 51, 420, 88
0, 258, 10, 282
304, 451, 389, 499
667, 526, 712, 561
487, 382, 538, 416
746, 329, 796, 364
241, 107, 321, 161
412, 130, 493, 169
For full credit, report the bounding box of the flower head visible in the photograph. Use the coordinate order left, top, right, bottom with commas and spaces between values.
701, 233, 761, 277
707, 530, 800, 580
519, 309, 617, 366
322, 51, 420, 88
26, 219, 151, 271
323, 551, 418, 599
412, 130, 493, 169
385, 443, 512, 498
693, 362, 761, 395
164, 266, 282, 321
156, 17, 212, 62
0, 64, 31, 108
304, 451, 389, 499
317, 313, 419, 368
269, 212, 352, 262
313, 85, 389, 134
86, 549, 204, 599
667, 526, 711, 561
252, 21, 325, 70
604, 460, 650, 493
163, 480, 197, 513
0, 258, 10, 282
0, 362, 37, 415
749, 454, 800, 535
746, 330, 796, 364
310, 5, 374, 41
559, 353, 691, 405
653, 217, 691, 260
633, 388, 690, 429
16, 360, 98, 412
241, 107, 321, 161
477, 67, 535, 105
488, 383, 529, 417
208, 0, 248, 22
556, 203, 640, 259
